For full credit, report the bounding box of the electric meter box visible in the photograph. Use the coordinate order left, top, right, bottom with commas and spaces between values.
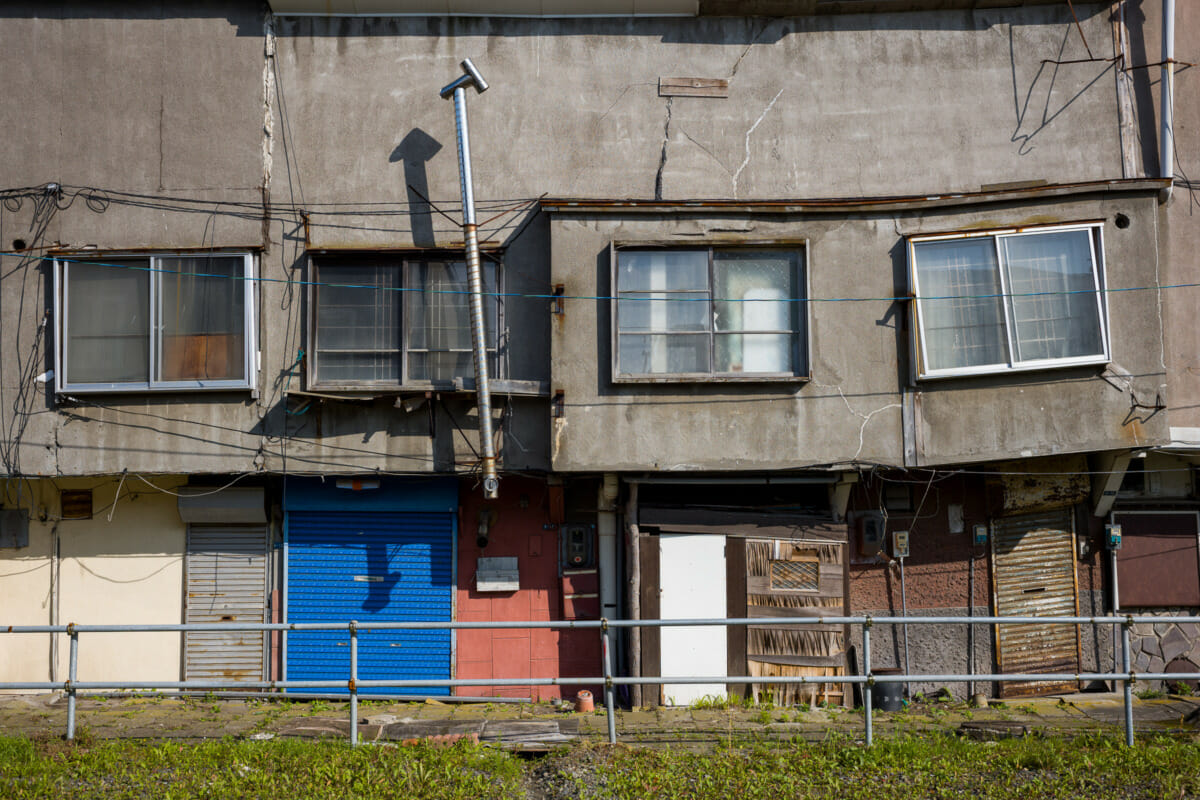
1105, 524, 1122, 550
892, 529, 910, 559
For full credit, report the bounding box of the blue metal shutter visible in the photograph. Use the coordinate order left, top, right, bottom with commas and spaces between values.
286, 511, 454, 695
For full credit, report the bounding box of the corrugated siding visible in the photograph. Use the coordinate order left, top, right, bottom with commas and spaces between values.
286, 511, 453, 695
185, 525, 269, 684
991, 509, 1079, 697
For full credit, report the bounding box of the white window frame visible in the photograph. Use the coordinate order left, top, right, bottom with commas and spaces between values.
307, 252, 504, 392
54, 252, 258, 394
908, 222, 1110, 381
610, 242, 810, 383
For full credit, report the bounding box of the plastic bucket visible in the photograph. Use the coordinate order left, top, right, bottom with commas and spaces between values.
870, 668, 903, 712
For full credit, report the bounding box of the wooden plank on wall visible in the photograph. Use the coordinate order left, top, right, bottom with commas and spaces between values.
658, 77, 730, 98
746, 570, 842, 597
748, 653, 846, 668
639, 532, 661, 705
726, 536, 747, 699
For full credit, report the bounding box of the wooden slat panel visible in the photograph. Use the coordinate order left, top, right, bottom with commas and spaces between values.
748, 652, 846, 668
745, 604, 845, 619
726, 536, 747, 699
639, 532, 661, 705
747, 570, 842, 597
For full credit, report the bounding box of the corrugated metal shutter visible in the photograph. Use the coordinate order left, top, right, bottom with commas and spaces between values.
991, 509, 1080, 697
185, 525, 269, 684
286, 511, 453, 696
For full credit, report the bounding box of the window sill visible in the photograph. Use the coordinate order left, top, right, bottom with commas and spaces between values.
301, 379, 547, 397
612, 373, 810, 385
57, 382, 255, 394
914, 355, 1109, 382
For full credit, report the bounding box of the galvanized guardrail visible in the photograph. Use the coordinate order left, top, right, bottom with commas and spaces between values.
4, 615, 1198, 747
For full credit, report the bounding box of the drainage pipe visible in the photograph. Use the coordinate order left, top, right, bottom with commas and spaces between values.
899, 556, 911, 697
597, 474, 620, 624
440, 59, 498, 499
1161, 0, 1176, 193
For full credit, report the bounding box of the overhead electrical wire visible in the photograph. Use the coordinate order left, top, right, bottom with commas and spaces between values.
7, 250, 1198, 306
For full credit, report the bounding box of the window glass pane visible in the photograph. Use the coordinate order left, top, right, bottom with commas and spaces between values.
713, 250, 797, 334
617, 250, 707, 292
617, 292, 709, 332
716, 333, 792, 373
159, 256, 246, 382
1001, 230, 1103, 362
618, 334, 709, 375
912, 239, 1008, 371
66, 260, 149, 384
406, 260, 498, 383
315, 262, 401, 383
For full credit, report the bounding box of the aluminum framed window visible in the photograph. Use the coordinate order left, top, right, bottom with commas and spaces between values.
612, 244, 808, 382
308, 253, 502, 390
908, 223, 1109, 380
54, 252, 257, 393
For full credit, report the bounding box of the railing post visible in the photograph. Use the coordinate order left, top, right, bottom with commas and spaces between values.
863, 620, 873, 748
66, 624, 78, 741
1122, 616, 1134, 747
602, 619, 617, 744
349, 621, 359, 747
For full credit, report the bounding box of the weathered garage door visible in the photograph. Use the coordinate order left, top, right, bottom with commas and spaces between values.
184, 525, 269, 683
286, 511, 453, 695
991, 509, 1080, 697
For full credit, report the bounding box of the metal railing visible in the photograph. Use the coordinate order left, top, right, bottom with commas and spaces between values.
3, 614, 1198, 747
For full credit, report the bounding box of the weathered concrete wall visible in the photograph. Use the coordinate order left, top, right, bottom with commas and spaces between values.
549, 191, 1166, 472
1140, 0, 1200, 442
0, 2, 1168, 479
849, 591, 1114, 700
271, 4, 1123, 209
0, 477, 186, 686
907, 191, 1168, 466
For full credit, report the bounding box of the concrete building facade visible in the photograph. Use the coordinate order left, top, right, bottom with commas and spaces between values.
0, 0, 1196, 701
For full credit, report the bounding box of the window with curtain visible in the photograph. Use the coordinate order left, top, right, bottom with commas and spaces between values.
56, 253, 254, 392
909, 224, 1108, 379
309, 254, 501, 389
614, 246, 806, 380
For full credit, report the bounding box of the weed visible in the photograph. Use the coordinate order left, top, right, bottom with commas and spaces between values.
1136, 687, 1166, 700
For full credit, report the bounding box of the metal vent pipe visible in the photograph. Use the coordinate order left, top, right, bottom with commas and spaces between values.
440, 59, 498, 499
1160, 0, 1176, 190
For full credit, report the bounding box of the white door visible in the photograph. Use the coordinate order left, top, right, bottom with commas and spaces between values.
659, 533, 727, 705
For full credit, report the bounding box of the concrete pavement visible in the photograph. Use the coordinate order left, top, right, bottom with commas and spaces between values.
1, 691, 1197, 750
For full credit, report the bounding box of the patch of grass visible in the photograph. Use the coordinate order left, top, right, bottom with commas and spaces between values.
0, 736, 522, 799
3, 731, 1199, 799
537, 733, 1200, 799
1136, 687, 1166, 700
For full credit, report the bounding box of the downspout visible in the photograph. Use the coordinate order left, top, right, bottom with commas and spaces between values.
1161, 0, 1176, 200
597, 474, 620, 624
440, 60, 499, 499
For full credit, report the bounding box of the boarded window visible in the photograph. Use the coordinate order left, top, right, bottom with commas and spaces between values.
1112, 511, 1200, 607
768, 554, 820, 592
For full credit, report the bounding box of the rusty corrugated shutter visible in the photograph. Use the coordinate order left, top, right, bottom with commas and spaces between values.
991, 509, 1080, 697
185, 525, 269, 684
